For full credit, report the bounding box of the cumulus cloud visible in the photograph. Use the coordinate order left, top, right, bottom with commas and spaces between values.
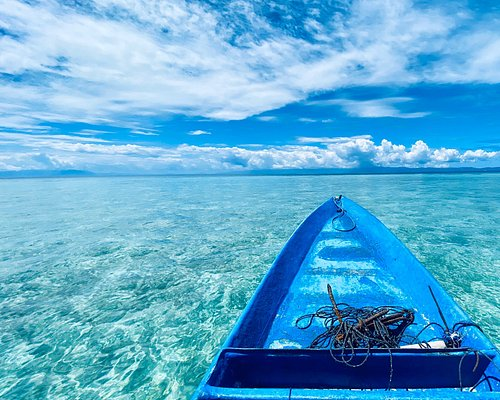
0, 132, 497, 173
0, 0, 499, 129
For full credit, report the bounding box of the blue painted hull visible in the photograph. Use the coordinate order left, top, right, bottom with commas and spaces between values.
193, 197, 499, 399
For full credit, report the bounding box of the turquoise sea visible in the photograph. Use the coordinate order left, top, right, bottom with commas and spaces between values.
0, 174, 498, 399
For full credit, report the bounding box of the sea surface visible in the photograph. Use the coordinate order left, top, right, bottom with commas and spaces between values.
0, 174, 498, 399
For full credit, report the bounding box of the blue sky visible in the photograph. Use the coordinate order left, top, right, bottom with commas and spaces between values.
0, 0, 499, 173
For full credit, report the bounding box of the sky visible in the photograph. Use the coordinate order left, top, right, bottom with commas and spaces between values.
0, 0, 499, 174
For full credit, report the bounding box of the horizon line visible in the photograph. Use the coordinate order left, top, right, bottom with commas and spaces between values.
1, 166, 499, 180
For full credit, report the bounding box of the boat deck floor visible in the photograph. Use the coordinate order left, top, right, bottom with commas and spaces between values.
265, 217, 426, 349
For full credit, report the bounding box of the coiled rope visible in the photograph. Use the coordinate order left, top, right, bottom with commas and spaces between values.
296, 284, 414, 361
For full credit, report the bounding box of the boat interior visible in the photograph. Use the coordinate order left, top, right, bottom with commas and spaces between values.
196, 198, 499, 397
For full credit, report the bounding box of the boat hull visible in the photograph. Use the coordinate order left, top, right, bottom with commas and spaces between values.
193, 197, 499, 398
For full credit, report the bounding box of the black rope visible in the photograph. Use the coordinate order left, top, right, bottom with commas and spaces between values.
386, 347, 394, 390
470, 374, 499, 392
296, 285, 415, 356
406, 319, 484, 349
332, 195, 356, 232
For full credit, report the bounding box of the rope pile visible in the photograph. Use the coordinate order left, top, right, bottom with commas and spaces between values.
296, 284, 414, 352
295, 284, 499, 391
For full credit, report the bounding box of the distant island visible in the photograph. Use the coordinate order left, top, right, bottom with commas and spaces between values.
0, 170, 95, 178
0, 167, 499, 179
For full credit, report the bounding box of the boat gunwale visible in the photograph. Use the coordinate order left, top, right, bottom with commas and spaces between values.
223, 198, 335, 348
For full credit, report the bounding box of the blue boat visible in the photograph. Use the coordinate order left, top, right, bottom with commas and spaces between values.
193, 196, 499, 399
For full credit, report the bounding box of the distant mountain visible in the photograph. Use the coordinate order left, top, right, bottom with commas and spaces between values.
0, 166, 498, 178
240, 166, 500, 176
0, 169, 95, 178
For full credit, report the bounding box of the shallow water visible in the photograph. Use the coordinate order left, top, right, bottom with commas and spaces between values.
0, 174, 498, 399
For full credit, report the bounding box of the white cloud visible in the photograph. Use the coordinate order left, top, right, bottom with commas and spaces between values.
73, 129, 114, 136
256, 116, 278, 122
131, 129, 160, 136
297, 135, 373, 144
426, 29, 500, 83
0, 0, 499, 129
461, 149, 499, 162
188, 129, 211, 136
310, 98, 430, 118
1, 132, 497, 173
297, 117, 335, 123
0, 132, 109, 145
